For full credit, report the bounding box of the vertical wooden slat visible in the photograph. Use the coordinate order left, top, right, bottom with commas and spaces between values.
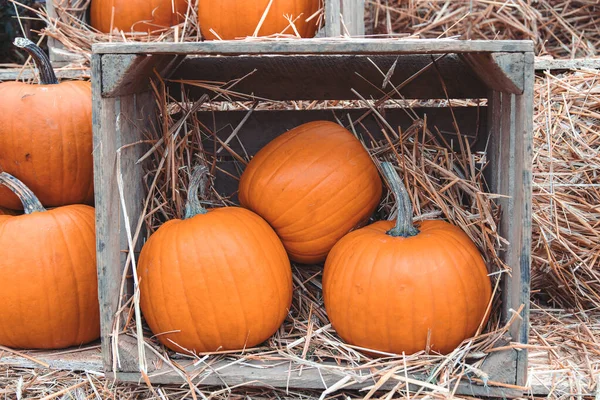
92, 54, 120, 370
325, 0, 341, 37
341, 0, 365, 36
45, 0, 64, 66
513, 51, 534, 386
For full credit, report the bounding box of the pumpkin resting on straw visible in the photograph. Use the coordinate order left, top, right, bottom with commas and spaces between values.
239, 120, 382, 264
91, 0, 190, 33
199, 0, 320, 40
0, 173, 100, 349
138, 167, 293, 353
323, 163, 492, 355
0, 38, 93, 210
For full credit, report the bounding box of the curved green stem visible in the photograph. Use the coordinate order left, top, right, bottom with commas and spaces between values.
14, 37, 59, 85
184, 166, 210, 219
381, 162, 419, 238
0, 172, 46, 214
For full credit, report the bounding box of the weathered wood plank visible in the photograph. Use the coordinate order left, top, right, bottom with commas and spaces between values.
170, 54, 487, 101
342, 0, 365, 36
0, 67, 88, 82
460, 53, 524, 94
0, 346, 103, 372
513, 52, 534, 386
92, 54, 120, 371
325, 0, 341, 37
92, 39, 535, 56
110, 356, 522, 397
101, 54, 184, 97
534, 57, 600, 70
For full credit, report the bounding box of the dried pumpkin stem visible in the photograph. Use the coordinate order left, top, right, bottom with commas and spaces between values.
381, 162, 419, 238
184, 166, 210, 219
13, 37, 59, 85
0, 172, 46, 214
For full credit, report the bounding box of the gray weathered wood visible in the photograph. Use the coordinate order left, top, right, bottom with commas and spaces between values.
513, 52, 534, 386
325, 0, 341, 37
170, 54, 487, 101
325, 0, 365, 36
101, 54, 184, 97
534, 57, 600, 70
92, 39, 535, 56
460, 53, 525, 94
109, 352, 522, 397
0, 346, 103, 372
0, 67, 88, 82
342, 0, 365, 36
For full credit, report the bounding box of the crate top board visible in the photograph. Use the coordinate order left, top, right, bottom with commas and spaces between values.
92, 39, 535, 99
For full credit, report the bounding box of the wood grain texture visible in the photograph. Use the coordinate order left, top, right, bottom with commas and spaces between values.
514, 52, 534, 386
325, 0, 341, 37
460, 53, 524, 94
0, 68, 88, 82
169, 54, 487, 101
342, 0, 365, 36
0, 346, 103, 371
92, 39, 535, 55
534, 57, 600, 70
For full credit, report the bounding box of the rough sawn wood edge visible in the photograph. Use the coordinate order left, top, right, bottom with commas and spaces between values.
92, 39, 534, 55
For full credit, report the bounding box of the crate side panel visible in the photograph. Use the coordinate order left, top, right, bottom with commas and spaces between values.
195, 106, 487, 199
170, 55, 488, 101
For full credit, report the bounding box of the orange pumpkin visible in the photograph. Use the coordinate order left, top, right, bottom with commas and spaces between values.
91, 0, 190, 33
0, 172, 100, 349
199, 0, 320, 40
0, 38, 93, 210
138, 167, 292, 353
239, 121, 382, 264
323, 162, 492, 355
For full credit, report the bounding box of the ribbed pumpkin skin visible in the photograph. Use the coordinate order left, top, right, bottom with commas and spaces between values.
323, 220, 492, 355
0, 81, 93, 210
138, 207, 292, 353
238, 121, 382, 264
199, 0, 320, 40
91, 0, 190, 33
0, 206, 100, 349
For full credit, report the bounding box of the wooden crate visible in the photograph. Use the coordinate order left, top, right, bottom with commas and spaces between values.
91, 39, 534, 397
45, 0, 365, 66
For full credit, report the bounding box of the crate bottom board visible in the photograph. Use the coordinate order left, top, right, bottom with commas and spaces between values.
0, 348, 574, 397
0, 343, 102, 372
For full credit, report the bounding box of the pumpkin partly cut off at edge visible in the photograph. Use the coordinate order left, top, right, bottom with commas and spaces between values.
0, 173, 100, 350
239, 120, 382, 264
0, 38, 93, 210
199, 0, 320, 40
138, 166, 293, 354
91, 0, 191, 33
323, 162, 493, 356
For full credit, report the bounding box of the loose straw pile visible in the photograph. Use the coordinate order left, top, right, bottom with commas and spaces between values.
367, 0, 600, 59
531, 69, 600, 309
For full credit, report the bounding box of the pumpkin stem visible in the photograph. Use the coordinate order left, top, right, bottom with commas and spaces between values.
14, 37, 59, 85
0, 172, 46, 214
381, 162, 419, 238
184, 166, 210, 219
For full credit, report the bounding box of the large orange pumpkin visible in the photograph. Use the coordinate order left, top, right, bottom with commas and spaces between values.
91, 0, 190, 33
0, 173, 100, 349
323, 162, 492, 355
199, 0, 320, 40
238, 121, 382, 264
138, 167, 292, 354
0, 38, 93, 210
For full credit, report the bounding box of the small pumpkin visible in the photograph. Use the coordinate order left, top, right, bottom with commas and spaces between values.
199, 0, 320, 40
0, 173, 100, 349
239, 121, 382, 264
138, 166, 293, 354
0, 38, 93, 210
323, 162, 492, 355
91, 0, 191, 33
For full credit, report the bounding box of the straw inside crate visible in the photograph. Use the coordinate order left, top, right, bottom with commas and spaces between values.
105, 61, 531, 397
